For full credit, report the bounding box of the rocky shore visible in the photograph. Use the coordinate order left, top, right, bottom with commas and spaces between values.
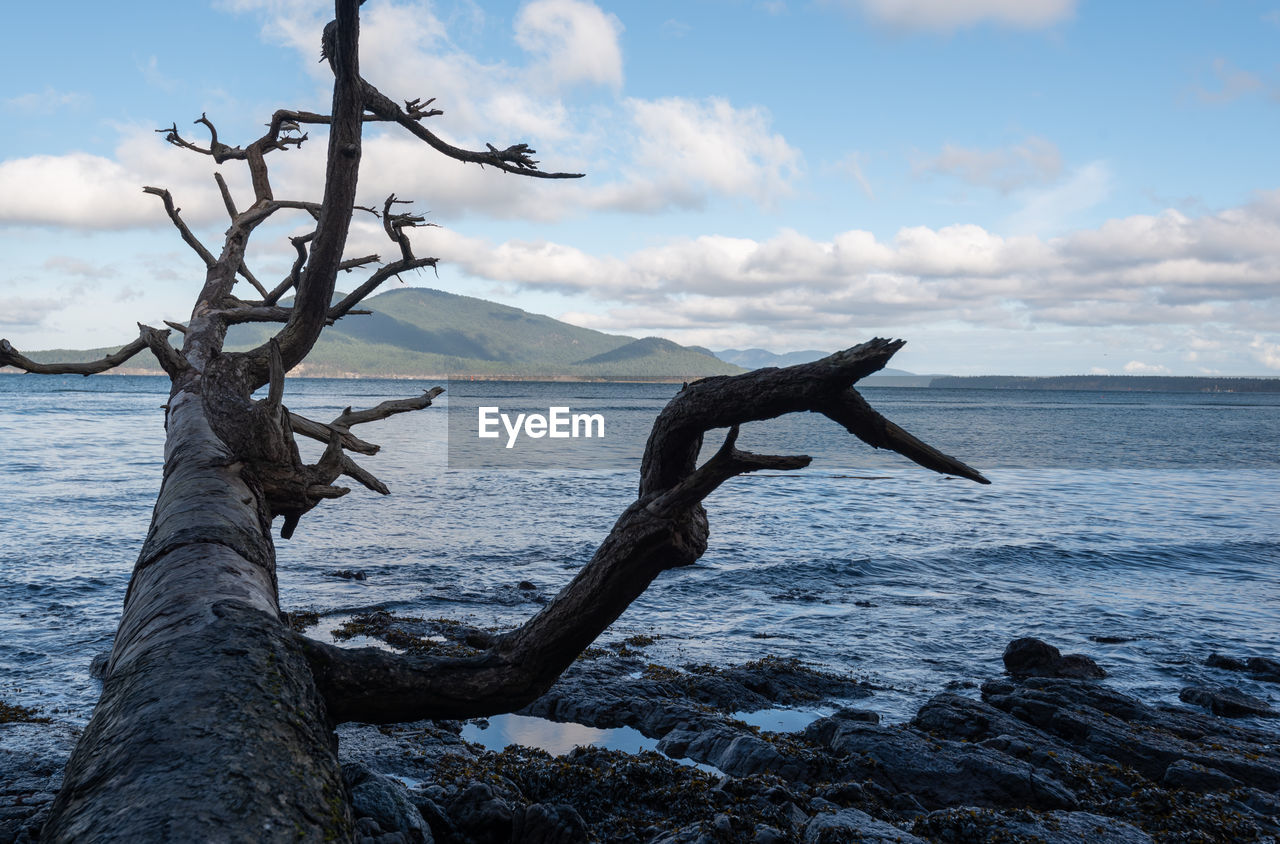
3, 614, 1277, 843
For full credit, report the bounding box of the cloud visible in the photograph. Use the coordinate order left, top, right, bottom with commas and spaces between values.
0, 153, 157, 228
0, 126, 239, 229
4, 88, 90, 114
1007, 161, 1111, 236
836, 152, 875, 199
827, 0, 1075, 31
1123, 360, 1171, 375
137, 55, 179, 93
515, 0, 624, 91
916, 136, 1062, 193
1253, 336, 1280, 369
424, 190, 1280, 351
0, 297, 64, 328
1194, 58, 1264, 105
43, 257, 116, 279
199, 0, 797, 219
595, 97, 802, 211
661, 18, 691, 38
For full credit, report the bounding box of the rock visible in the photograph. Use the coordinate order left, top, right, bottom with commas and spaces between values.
806, 713, 1078, 810
1055, 653, 1107, 679
1179, 684, 1277, 719
1003, 637, 1061, 676
754, 826, 787, 844
328, 568, 367, 580
657, 725, 801, 778
1205, 653, 1280, 682
915, 809, 1154, 843
982, 677, 1280, 790
516, 803, 589, 843
1206, 652, 1249, 672
411, 795, 457, 842
448, 783, 516, 844
1003, 637, 1105, 679
830, 707, 879, 724
1161, 759, 1242, 792
343, 763, 431, 844
89, 651, 110, 680
517, 580, 536, 591
803, 808, 927, 843
1247, 656, 1280, 681
649, 823, 719, 844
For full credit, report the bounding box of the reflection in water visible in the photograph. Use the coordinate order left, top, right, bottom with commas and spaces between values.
462, 713, 656, 757
731, 707, 830, 733
461, 714, 725, 776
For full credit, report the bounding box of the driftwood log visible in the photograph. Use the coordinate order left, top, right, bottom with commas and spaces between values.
1, 2, 987, 840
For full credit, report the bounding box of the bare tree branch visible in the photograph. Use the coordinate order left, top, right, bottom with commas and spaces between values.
298, 340, 987, 724
359, 82, 584, 179
237, 262, 270, 299
1, 325, 189, 379
327, 256, 437, 320
137, 324, 190, 379
646, 425, 812, 518
338, 455, 388, 495
289, 414, 381, 456
1, 337, 148, 376
331, 388, 445, 428
142, 187, 216, 268
214, 172, 239, 220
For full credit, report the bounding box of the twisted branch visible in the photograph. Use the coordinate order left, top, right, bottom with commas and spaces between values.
298, 340, 987, 724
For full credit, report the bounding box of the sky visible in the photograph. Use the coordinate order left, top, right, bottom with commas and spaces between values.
1, 0, 1279, 375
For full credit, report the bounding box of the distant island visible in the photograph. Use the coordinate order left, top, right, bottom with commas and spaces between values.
931, 375, 1280, 393
16, 292, 1280, 390
19, 288, 743, 381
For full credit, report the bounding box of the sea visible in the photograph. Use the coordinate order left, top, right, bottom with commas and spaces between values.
1, 374, 1278, 734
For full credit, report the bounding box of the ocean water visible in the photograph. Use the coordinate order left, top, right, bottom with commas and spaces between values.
1, 374, 1278, 728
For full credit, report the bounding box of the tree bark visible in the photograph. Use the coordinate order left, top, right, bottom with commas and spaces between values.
43, 386, 354, 842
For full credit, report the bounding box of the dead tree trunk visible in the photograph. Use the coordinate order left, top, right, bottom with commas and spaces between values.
1, 2, 987, 840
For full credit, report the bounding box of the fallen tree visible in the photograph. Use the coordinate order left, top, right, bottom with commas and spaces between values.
1, 2, 987, 840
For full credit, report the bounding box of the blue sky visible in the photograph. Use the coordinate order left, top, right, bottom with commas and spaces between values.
2, 0, 1278, 375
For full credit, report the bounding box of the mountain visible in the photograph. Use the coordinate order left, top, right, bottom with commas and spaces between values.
714, 348, 832, 368
714, 348, 915, 377
21, 288, 743, 380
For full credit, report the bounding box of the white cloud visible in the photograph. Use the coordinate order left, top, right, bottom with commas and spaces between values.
4, 88, 90, 113
187, 2, 801, 220
1123, 360, 1171, 375
597, 97, 802, 211
0, 153, 156, 229
1195, 58, 1264, 105
422, 190, 1280, 353
829, 0, 1075, 31
0, 297, 64, 328
137, 55, 179, 92
1253, 336, 1280, 369
514, 0, 624, 91
43, 257, 116, 279
0, 125, 243, 230
836, 151, 875, 199
917, 136, 1061, 193
1008, 161, 1111, 236
661, 18, 691, 38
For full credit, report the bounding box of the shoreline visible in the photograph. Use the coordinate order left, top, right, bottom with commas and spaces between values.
4, 617, 1276, 843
